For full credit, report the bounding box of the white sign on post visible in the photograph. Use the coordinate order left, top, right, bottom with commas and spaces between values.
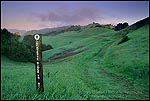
34, 34, 44, 93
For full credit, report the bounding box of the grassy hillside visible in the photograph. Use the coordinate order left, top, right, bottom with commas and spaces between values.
1, 17, 149, 100
103, 24, 149, 80
24, 26, 71, 36
42, 27, 115, 61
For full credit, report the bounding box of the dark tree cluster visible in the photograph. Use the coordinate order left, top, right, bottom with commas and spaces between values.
1, 28, 33, 62
118, 36, 130, 44
86, 22, 114, 30
114, 22, 129, 31
1, 28, 53, 62
22, 35, 53, 52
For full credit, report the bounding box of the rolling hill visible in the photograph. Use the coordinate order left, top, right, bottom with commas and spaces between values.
8, 29, 27, 36
24, 25, 71, 36
1, 17, 149, 100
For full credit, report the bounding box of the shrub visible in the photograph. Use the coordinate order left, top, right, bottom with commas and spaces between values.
118, 35, 130, 44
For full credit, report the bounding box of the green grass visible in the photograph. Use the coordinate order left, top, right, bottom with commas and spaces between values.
42, 27, 115, 61
42, 27, 115, 48
1, 22, 149, 100
103, 24, 149, 82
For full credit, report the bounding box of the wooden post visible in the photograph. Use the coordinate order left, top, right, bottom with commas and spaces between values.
34, 34, 44, 93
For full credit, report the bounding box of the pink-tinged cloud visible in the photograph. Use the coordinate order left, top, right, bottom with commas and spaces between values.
32, 6, 103, 25
2, 1, 148, 30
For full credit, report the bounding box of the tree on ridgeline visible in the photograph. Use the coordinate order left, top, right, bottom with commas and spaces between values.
114, 22, 129, 31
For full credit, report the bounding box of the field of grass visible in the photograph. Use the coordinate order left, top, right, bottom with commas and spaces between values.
1, 19, 149, 100
103, 24, 149, 81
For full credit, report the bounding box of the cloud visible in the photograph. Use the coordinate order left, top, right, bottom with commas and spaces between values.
31, 5, 103, 26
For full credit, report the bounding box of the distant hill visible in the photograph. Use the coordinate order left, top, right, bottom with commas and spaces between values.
8, 29, 27, 36
24, 23, 115, 36
24, 25, 71, 36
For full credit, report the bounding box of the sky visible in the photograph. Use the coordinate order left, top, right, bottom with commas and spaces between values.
1, 1, 149, 31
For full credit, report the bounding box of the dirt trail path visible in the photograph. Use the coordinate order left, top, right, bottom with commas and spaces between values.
77, 40, 149, 100
79, 64, 149, 100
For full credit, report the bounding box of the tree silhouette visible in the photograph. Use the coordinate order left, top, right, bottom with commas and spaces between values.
114, 22, 129, 31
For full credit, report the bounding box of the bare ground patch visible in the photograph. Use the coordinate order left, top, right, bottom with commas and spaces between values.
99, 68, 130, 85
44, 46, 88, 63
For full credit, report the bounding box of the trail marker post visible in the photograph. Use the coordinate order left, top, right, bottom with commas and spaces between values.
34, 34, 44, 93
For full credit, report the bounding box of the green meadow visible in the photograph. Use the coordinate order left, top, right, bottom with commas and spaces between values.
1, 18, 149, 100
